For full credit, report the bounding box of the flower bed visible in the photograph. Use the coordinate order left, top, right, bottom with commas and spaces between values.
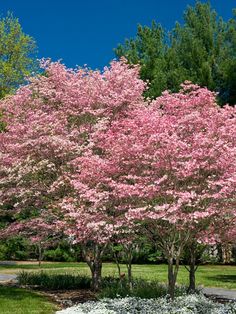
56, 295, 236, 314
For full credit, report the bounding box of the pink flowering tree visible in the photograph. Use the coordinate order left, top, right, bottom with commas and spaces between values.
1, 216, 58, 266
1, 54, 235, 298
84, 83, 236, 298
0, 58, 146, 290
207, 209, 236, 264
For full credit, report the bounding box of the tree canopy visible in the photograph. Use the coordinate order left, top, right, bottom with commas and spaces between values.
0, 60, 235, 295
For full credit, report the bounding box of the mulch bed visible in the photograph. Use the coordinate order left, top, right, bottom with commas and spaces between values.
40, 289, 97, 308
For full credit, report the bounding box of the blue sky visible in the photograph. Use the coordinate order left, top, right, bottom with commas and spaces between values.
1, 0, 235, 69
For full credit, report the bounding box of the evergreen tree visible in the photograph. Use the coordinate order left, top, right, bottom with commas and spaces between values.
115, 1, 236, 105
116, 22, 168, 98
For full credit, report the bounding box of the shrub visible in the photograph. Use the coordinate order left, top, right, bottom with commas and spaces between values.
43, 248, 75, 262
0, 243, 8, 260
0, 237, 30, 260
17, 271, 91, 290
99, 277, 187, 299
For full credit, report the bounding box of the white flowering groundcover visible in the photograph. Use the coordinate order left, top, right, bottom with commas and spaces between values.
57, 294, 236, 314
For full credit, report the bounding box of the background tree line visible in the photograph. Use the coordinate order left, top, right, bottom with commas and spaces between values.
115, 1, 236, 105
1, 236, 235, 265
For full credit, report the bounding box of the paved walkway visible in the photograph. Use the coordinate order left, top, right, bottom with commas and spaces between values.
203, 288, 236, 301
0, 274, 17, 282
0, 261, 16, 265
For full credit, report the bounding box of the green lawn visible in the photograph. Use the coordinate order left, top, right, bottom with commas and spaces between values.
1, 262, 236, 289
0, 286, 58, 314
0, 262, 235, 313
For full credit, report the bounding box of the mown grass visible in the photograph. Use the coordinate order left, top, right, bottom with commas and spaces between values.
0, 286, 58, 314
1, 262, 236, 289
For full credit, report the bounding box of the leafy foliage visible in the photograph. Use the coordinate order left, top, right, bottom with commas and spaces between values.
99, 277, 188, 299
115, 2, 236, 105
0, 236, 30, 260
0, 13, 38, 98
18, 271, 91, 290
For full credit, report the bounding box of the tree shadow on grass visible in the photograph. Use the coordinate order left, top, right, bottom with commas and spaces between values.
0, 285, 45, 301
206, 275, 236, 284
0, 285, 58, 314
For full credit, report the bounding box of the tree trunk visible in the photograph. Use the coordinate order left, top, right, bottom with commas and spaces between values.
167, 258, 176, 301
188, 260, 196, 293
125, 244, 133, 290
127, 260, 132, 290
159, 231, 188, 300
187, 248, 197, 293
185, 242, 203, 293
113, 252, 121, 278
167, 253, 181, 301
222, 243, 232, 264
38, 243, 42, 267
82, 243, 104, 291
90, 259, 102, 291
